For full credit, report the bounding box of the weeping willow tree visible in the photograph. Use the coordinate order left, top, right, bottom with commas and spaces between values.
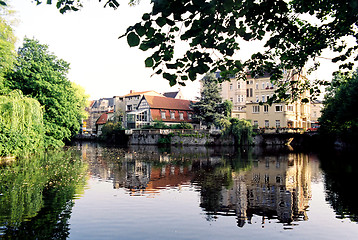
0, 90, 44, 157
220, 118, 253, 146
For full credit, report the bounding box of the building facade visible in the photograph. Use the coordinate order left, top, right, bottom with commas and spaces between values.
218, 71, 316, 129
126, 95, 195, 129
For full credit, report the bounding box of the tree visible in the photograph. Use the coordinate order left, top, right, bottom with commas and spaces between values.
191, 72, 227, 127
0, 10, 16, 92
34, 0, 358, 101
319, 69, 358, 143
5, 38, 89, 147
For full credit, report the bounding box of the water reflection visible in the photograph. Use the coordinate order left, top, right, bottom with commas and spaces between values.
78, 143, 323, 228
0, 149, 87, 238
319, 150, 358, 222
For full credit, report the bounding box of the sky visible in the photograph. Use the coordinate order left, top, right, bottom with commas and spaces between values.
8, 0, 342, 101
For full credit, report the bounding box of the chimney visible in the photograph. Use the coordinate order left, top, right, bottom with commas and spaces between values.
130, 90, 134, 93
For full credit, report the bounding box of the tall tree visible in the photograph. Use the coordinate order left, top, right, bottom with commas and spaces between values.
191, 73, 227, 127
319, 69, 358, 143
0, 9, 16, 92
5, 38, 89, 147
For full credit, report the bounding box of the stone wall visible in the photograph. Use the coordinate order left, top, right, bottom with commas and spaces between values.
127, 129, 311, 146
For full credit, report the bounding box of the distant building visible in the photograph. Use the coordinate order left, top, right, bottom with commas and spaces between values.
126, 95, 195, 129
309, 100, 323, 127
84, 98, 114, 134
218, 71, 314, 129
163, 89, 184, 99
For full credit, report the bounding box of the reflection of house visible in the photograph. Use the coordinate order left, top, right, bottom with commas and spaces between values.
219, 154, 311, 227
127, 95, 195, 129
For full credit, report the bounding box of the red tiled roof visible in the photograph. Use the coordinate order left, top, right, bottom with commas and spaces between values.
96, 113, 108, 125
89, 100, 95, 107
144, 95, 193, 110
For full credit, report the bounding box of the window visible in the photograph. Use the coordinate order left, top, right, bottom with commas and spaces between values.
170, 111, 175, 119
250, 88, 253, 97
179, 112, 184, 120
127, 105, 132, 111
276, 120, 281, 128
161, 111, 166, 119
264, 105, 269, 113
255, 95, 259, 102
253, 120, 258, 126
237, 95, 244, 103
265, 120, 269, 127
229, 83, 233, 90
238, 106, 244, 111
275, 105, 283, 112
262, 82, 265, 89
252, 106, 260, 113
255, 83, 259, 89
188, 113, 192, 120
230, 97, 233, 103
262, 95, 265, 102
287, 105, 293, 111
237, 82, 241, 89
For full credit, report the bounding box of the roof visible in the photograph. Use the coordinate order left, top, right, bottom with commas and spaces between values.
163, 91, 179, 98
143, 95, 193, 111
91, 98, 115, 108
124, 90, 162, 97
96, 113, 108, 125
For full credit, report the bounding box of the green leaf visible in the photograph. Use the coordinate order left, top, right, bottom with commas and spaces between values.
163, 73, 177, 86
156, 17, 167, 27
127, 32, 140, 47
145, 57, 154, 68
146, 28, 155, 38
139, 43, 150, 51
135, 26, 146, 37
142, 13, 150, 21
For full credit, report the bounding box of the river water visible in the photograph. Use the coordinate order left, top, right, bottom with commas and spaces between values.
1, 142, 358, 239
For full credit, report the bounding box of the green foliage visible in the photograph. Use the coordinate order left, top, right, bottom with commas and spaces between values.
0, 90, 44, 157
319, 69, 358, 143
191, 73, 226, 127
5, 38, 89, 147
100, 121, 124, 140
0, 13, 16, 93
40, 1, 358, 100
221, 118, 253, 146
116, 0, 357, 100
0, 148, 87, 229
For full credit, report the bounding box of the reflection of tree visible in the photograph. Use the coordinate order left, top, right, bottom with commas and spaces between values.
0, 149, 87, 238
193, 149, 253, 220
320, 151, 358, 222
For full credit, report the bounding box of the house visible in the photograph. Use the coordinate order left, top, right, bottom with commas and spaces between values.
218, 70, 313, 129
126, 95, 195, 129
114, 90, 164, 128
163, 89, 184, 99
95, 110, 115, 135
84, 98, 114, 134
